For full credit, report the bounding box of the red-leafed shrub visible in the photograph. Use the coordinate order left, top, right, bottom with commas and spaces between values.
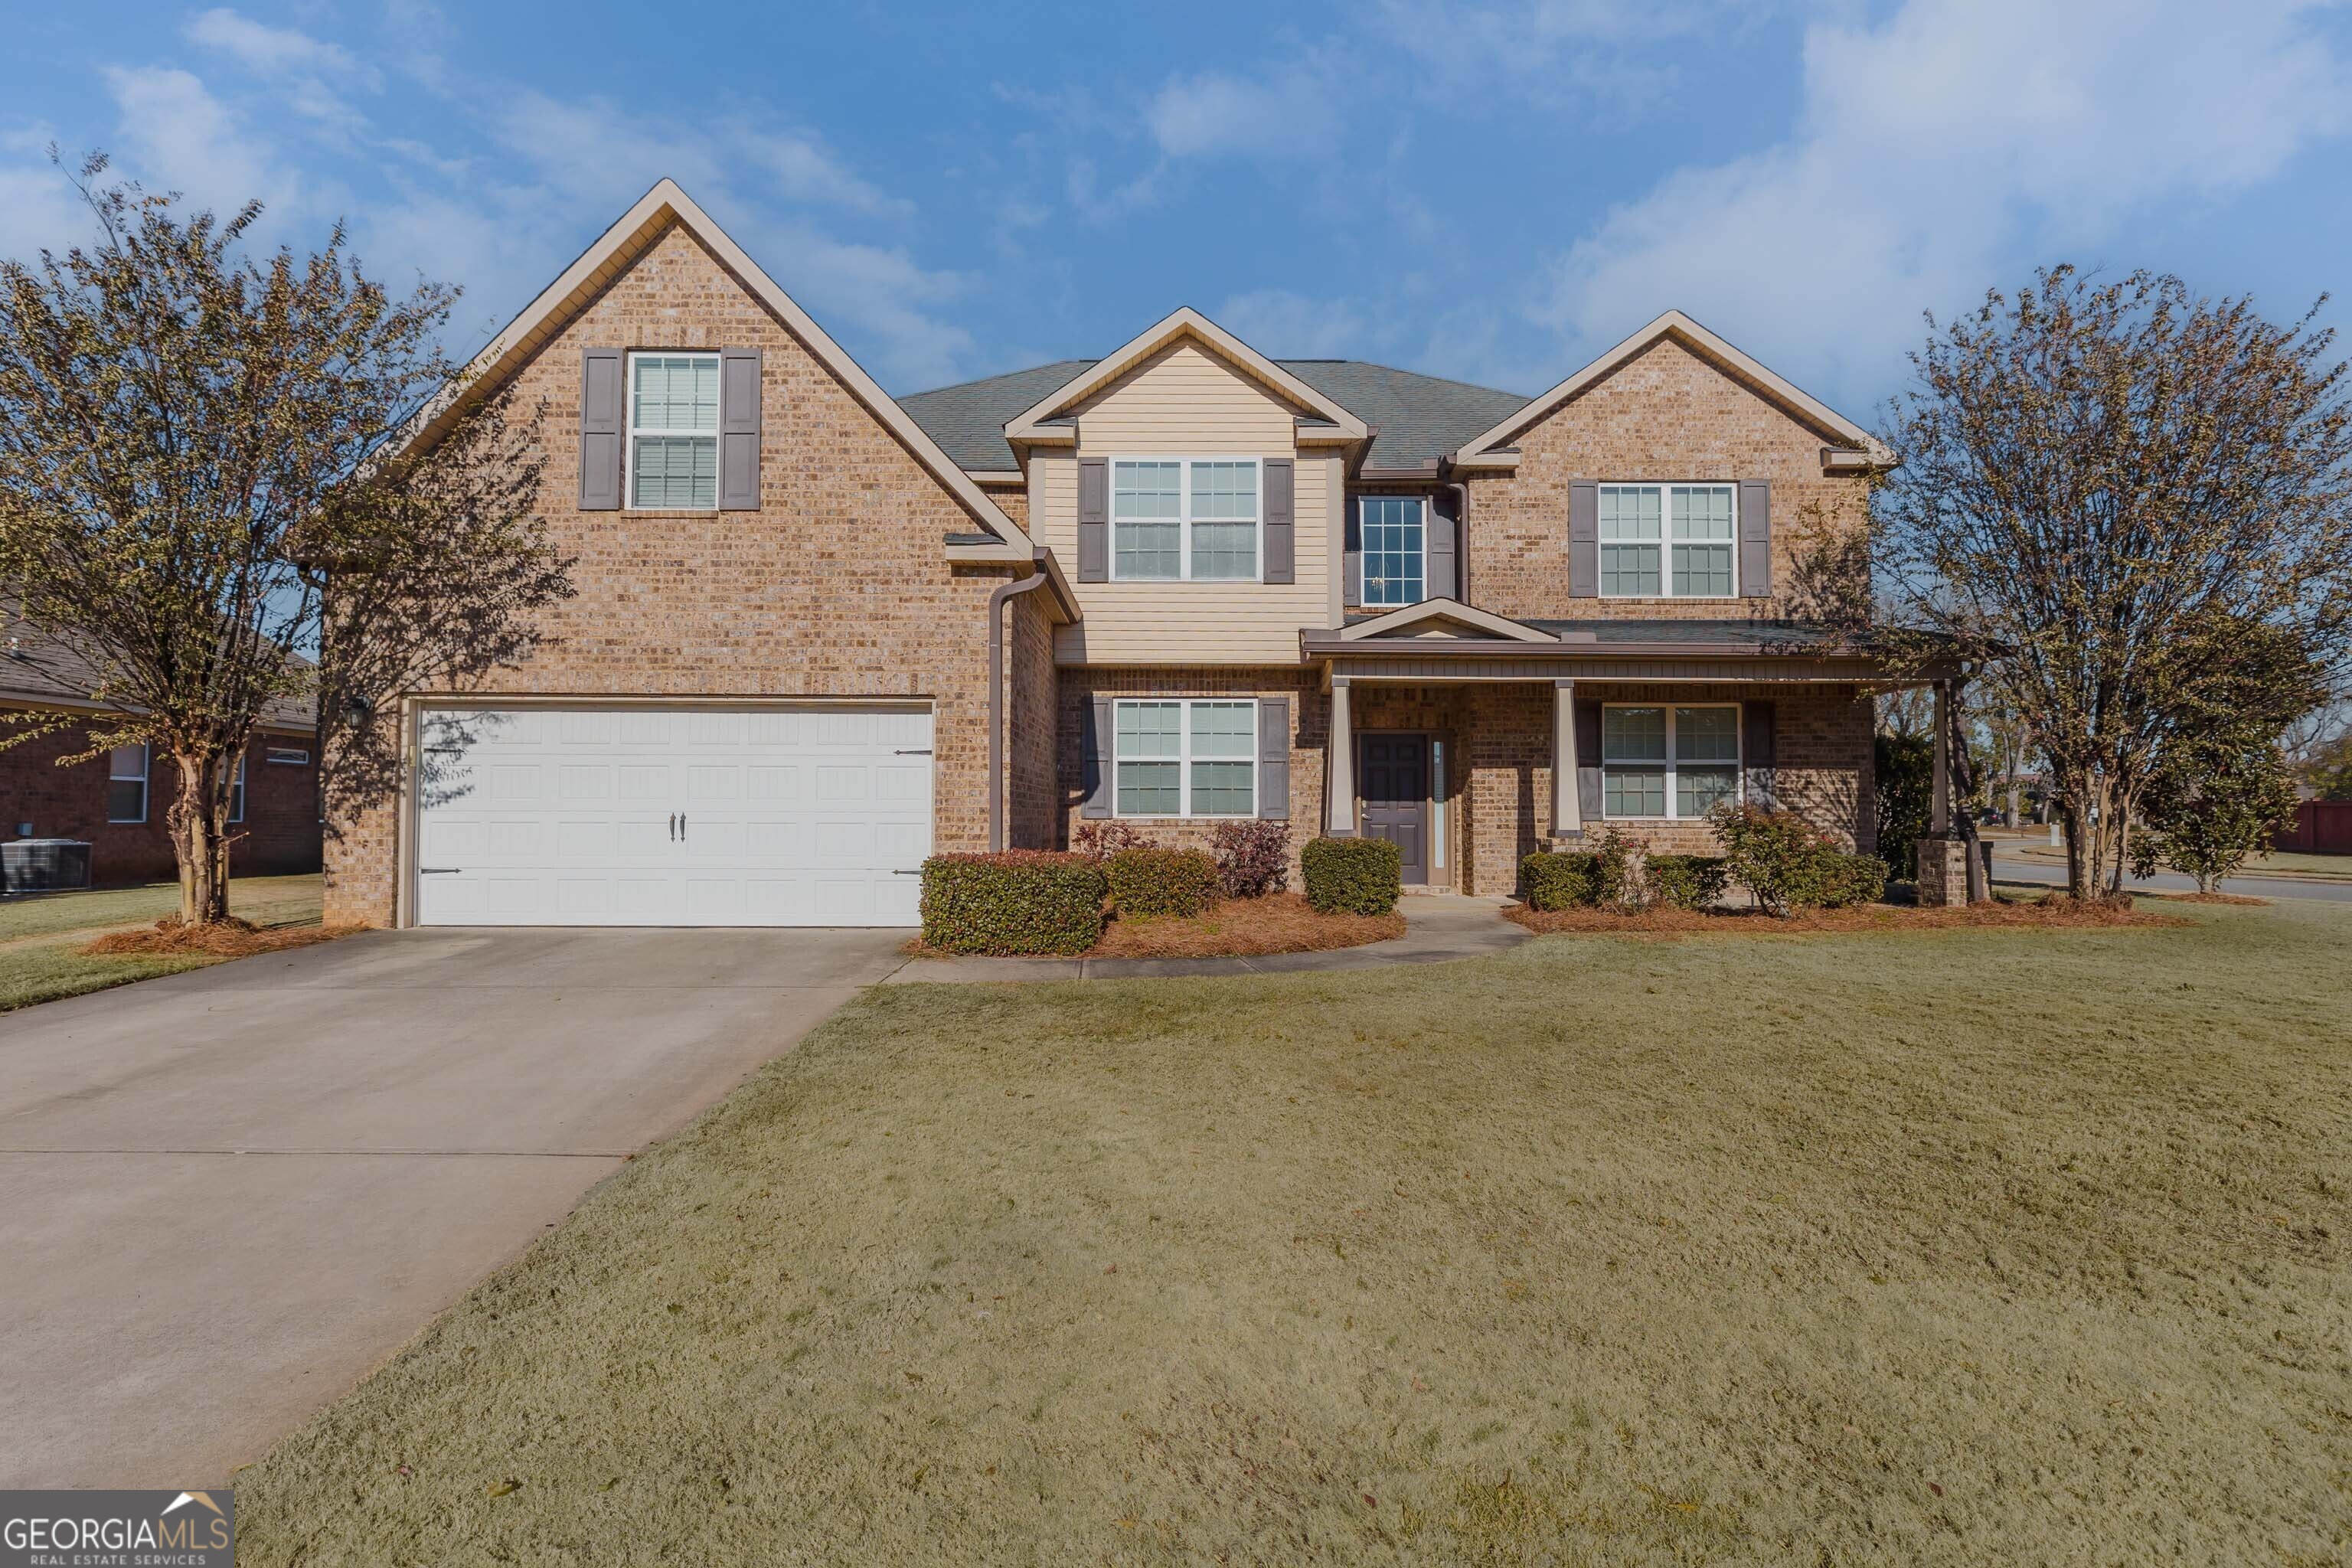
1210, 818, 1291, 898
1072, 819, 1148, 861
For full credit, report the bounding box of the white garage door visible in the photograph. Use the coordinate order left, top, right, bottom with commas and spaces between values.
413, 706, 932, 926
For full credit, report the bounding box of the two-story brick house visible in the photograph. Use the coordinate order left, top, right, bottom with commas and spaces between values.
325, 180, 1943, 928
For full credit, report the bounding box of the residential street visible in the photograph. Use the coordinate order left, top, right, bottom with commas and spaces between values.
1989, 852, 2352, 904
0, 926, 909, 1488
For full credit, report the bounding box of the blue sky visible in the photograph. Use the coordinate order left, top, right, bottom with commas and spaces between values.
5, 0, 2350, 416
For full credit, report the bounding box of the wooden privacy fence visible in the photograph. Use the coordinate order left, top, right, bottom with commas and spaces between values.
2273, 800, 2352, 854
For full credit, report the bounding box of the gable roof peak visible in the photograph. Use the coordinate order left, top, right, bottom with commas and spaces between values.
407, 177, 1032, 548
1450, 309, 1892, 466
1004, 306, 1370, 445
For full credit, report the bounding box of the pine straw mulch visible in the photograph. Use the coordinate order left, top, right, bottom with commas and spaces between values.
1507, 893, 2188, 938
2142, 890, 2272, 906
905, 892, 1406, 962
80, 916, 364, 959
1088, 891, 1406, 959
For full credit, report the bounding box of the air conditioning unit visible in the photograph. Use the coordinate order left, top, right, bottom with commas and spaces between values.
2, 838, 94, 893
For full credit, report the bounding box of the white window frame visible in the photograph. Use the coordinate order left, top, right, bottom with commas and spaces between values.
265, 746, 310, 766
1358, 495, 1428, 607
228, 753, 247, 825
1596, 482, 1739, 599
107, 743, 149, 824
1599, 703, 1743, 821
622, 350, 724, 513
1111, 697, 1259, 818
1108, 456, 1263, 583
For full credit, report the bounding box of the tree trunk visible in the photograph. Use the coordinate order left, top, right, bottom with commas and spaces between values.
2060, 799, 2089, 898
2005, 782, 2020, 831
166, 750, 231, 926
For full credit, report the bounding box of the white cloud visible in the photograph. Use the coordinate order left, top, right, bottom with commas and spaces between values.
184, 9, 361, 78
1533, 0, 2352, 407
1146, 67, 1341, 160
1215, 289, 1367, 357
0, 136, 86, 266
100, 64, 303, 221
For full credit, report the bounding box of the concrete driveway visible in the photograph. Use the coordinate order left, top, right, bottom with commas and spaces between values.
0, 926, 910, 1488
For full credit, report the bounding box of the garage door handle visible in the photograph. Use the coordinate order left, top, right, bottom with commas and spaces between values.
420, 867, 462, 874
895, 748, 932, 755
669, 812, 678, 841
893, 869, 922, 875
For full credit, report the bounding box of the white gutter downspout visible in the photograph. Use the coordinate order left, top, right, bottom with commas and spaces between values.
988, 557, 1054, 851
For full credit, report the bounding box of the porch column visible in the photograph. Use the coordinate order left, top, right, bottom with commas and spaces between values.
1930, 678, 1952, 835
1328, 677, 1355, 834
1553, 678, 1580, 837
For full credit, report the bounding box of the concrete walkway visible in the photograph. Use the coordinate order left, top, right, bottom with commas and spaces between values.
0, 926, 910, 1490
886, 893, 1529, 984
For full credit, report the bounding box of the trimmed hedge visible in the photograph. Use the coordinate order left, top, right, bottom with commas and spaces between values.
1302, 835, 1402, 915
1646, 854, 1730, 910
1105, 846, 1220, 918
920, 851, 1106, 956
1520, 851, 1604, 911
1816, 851, 1892, 910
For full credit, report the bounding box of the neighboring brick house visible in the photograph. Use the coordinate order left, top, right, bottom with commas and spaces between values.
326, 179, 1950, 928
2, 620, 321, 887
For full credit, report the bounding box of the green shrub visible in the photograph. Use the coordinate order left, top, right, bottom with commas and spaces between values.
1520, 851, 1602, 910
920, 852, 1106, 956
1645, 854, 1730, 911
1520, 825, 1645, 910
1301, 836, 1401, 915
1707, 802, 1886, 916
1105, 846, 1220, 918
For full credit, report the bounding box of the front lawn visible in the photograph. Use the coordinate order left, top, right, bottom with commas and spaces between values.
0, 873, 323, 1011
240, 897, 2350, 1565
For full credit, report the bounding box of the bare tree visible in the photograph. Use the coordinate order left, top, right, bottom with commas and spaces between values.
1866, 267, 2352, 898
0, 154, 570, 925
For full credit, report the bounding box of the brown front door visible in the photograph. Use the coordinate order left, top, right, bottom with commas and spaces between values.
1359, 733, 1430, 886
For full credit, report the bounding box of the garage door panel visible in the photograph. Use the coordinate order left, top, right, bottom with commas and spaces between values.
416, 706, 930, 927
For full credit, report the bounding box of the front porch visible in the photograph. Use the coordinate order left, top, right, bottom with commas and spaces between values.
1306, 603, 1942, 897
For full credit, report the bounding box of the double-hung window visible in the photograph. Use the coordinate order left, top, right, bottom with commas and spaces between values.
1359, 497, 1426, 606
227, 753, 247, 825
1112, 698, 1257, 817
1598, 483, 1736, 596
1111, 459, 1259, 581
627, 351, 720, 509
107, 743, 149, 824
1601, 705, 1741, 819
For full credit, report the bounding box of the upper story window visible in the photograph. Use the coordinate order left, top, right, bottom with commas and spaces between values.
107, 743, 149, 824
1599, 483, 1736, 597
1360, 497, 1426, 606
1112, 459, 1259, 581
627, 352, 720, 509
1112, 698, 1258, 817
1602, 704, 1740, 819
266, 746, 310, 766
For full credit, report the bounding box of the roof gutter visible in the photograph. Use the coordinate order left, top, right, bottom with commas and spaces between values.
988, 557, 1055, 851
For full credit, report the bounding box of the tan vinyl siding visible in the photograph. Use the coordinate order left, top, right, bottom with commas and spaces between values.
1032, 340, 1332, 665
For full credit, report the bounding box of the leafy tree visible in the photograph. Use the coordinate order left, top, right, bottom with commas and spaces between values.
2128, 738, 2303, 893
1873, 731, 1932, 877
0, 154, 570, 925
1862, 267, 2352, 898
2311, 735, 2352, 802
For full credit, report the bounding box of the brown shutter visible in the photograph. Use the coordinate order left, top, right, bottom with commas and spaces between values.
1256, 697, 1290, 819
1080, 695, 1112, 818
1743, 700, 1778, 808
1569, 480, 1599, 597
579, 348, 624, 510
1077, 458, 1109, 582
1343, 498, 1363, 606
1575, 697, 1604, 821
719, 346, 762, 510
1426, 491, 1457, 602
1262, 458, 1295, 583
1739, 479, 1771, 597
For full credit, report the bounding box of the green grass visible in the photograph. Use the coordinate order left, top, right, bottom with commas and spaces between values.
240, 899, 2352, 1565
0, 873, 322, 1011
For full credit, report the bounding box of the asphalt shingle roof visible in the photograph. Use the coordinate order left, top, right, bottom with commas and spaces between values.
896, 358, 1530, 472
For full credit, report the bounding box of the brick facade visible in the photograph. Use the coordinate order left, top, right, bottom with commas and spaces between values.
323, 219, 1023, 926
1462, 335, 1870, 623
3, 714, 322, 886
